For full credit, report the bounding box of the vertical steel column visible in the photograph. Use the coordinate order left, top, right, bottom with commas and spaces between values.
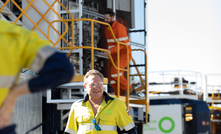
179, 71, 183, 95
200, 73, 203, 97
112, 0, 116, 19
91, 20, 94, 69
145, 0, 149, 123
196, 72, 198, 89
203, 75, 208, 101
79, 0, 83, 75
163, 71, 165, 85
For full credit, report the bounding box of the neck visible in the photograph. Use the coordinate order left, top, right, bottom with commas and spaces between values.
110, 20, 115, 26
89, 95, 104, 105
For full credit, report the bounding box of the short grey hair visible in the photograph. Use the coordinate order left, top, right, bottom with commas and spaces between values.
84, 69, 103, 85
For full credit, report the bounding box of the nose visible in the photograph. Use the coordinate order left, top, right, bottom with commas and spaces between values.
92, 83, 99, 88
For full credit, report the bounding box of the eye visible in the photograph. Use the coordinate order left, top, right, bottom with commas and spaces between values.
98, 83, 103, 86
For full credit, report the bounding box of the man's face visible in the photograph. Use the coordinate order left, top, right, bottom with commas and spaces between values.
84, 75, 103, 100
104, 14, 114, 24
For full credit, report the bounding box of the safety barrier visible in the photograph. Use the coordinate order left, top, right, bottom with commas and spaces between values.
130, 49, 149, 123
205, 74, 221, 103
0, 0, 73, 45
0, 0, 149, 123
48, 18, 131, 108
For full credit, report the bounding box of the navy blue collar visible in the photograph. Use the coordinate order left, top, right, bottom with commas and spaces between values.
110, 20, 115, 26
83, 92, 114, 103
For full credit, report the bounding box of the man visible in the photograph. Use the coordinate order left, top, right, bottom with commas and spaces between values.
0, 20, 74, 133
65, 69, 137, 134
104, 10, 133, 96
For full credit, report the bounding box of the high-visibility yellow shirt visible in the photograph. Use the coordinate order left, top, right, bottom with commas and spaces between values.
0, 20, 51, 107
65, 92, 135, 134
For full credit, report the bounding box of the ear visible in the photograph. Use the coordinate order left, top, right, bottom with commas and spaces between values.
111, 16, 115, 21
83, 85, 87, 92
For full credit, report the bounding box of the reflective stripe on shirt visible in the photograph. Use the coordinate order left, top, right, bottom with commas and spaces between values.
108, 42, 130, 51
107, 37, 129, 43
117, 36, 129, 42
111, 72, 123, 78
65, 128, 77, 134
119, 122, 135, 131
110, 80, 116, 84
30, 46, 56, 73
108, 45, 115, 50
0, 76, 16, 88
78, 124, 117, 131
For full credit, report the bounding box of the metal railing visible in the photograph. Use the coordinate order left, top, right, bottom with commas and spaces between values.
0, 0, 73, 45
48, 18, 131, 108
149, 70, 202, 98
130, 49, 149, 123
48, 18, 149, 123
1, 0, 149, 123
205, 74, 221, 103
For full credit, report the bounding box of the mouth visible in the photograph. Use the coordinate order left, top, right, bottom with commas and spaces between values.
93, 90, 101, 94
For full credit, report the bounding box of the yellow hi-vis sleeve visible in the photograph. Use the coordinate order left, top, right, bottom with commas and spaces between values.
65, 103, 78, 134
116, 100, 135, 131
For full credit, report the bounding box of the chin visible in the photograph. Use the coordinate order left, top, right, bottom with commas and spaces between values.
93, 92, 103, 96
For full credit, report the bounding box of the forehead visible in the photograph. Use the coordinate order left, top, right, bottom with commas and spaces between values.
104, 14, 111, 18
86, 75, 102, 82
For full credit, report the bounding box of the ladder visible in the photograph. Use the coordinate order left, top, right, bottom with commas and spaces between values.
0, 0, 25, 27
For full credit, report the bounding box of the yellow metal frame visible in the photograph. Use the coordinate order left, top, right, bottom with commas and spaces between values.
131, 49, 146, 92
48, 18, 131, 108
48, 19, 149, 123
0, 0, 74, 46
129, 49, 149, 123
1, 0, 149, 123
210, 89, 221, 101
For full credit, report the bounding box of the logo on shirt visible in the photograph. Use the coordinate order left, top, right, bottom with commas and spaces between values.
126, 109, 130, 115
104, 110, 112, 114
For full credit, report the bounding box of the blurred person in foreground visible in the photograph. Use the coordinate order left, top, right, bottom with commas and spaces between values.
0, 19, 74, 134
64, 69, 137, 134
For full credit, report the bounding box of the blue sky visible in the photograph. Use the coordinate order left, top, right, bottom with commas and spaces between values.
147, 0, 221, 75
